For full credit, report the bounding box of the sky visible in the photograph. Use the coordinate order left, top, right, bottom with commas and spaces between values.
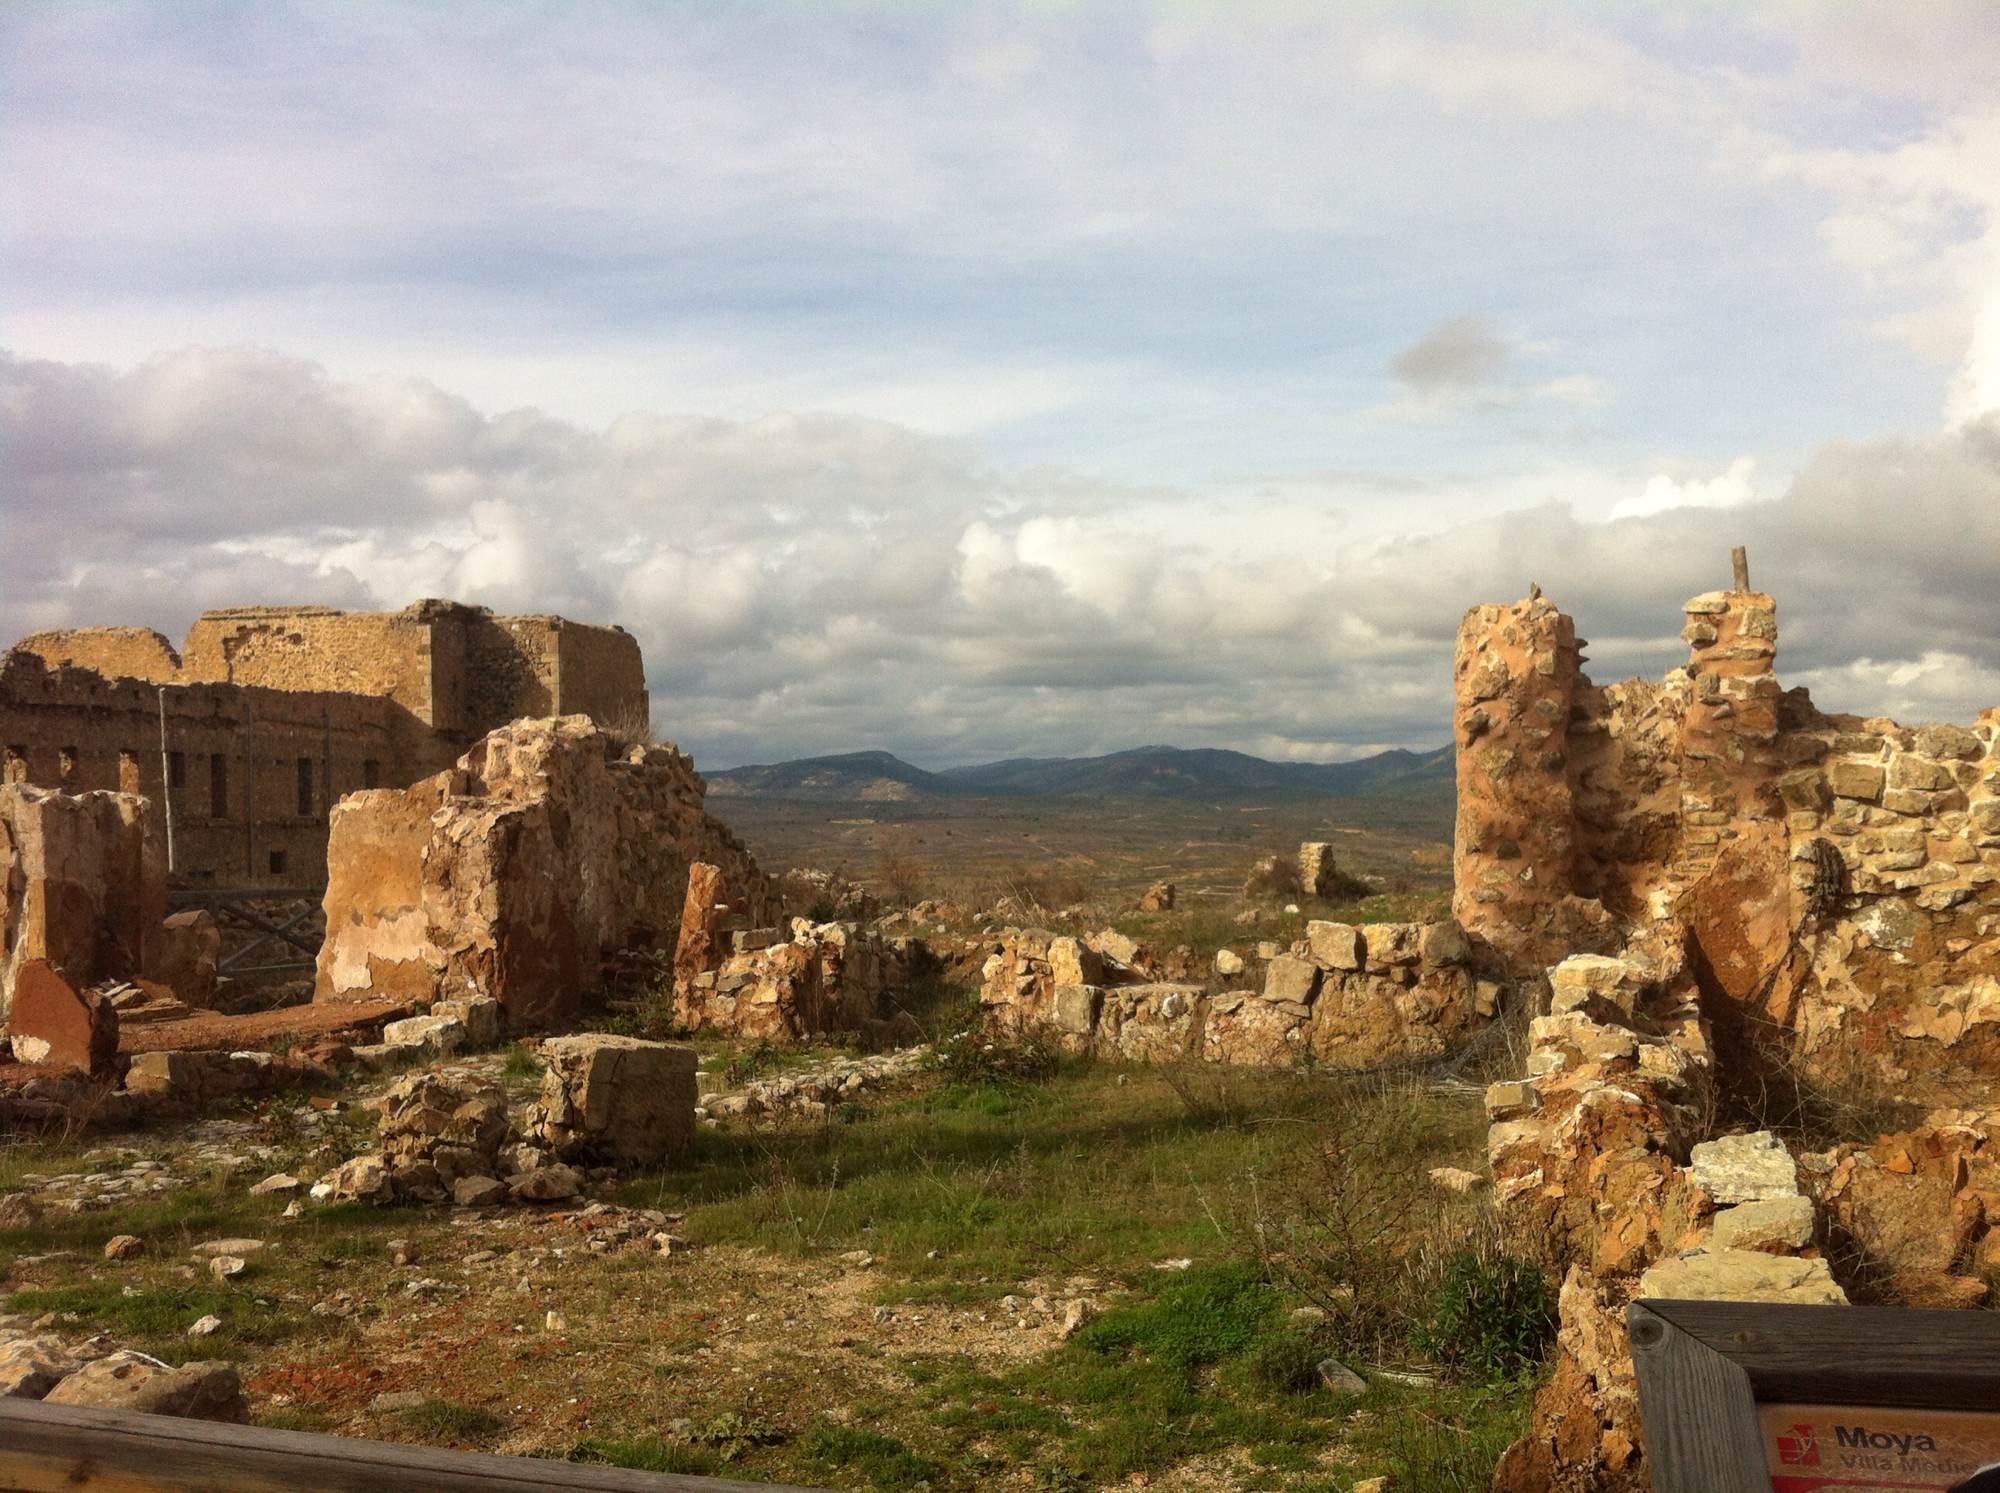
4, 2, 2000, 768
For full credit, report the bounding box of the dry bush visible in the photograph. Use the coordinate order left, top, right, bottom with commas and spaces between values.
600, 701, 658, 752
994, 863, 1093, 919
1714, 1011, 1920, 1151
1242, 853, 1303, 900
875, 854, 928, 909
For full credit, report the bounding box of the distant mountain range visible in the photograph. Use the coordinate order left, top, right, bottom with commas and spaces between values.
705, 743, 1454, 802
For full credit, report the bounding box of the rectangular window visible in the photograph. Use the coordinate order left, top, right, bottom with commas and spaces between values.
59, 747, 78, 783
296, 757, 313, 817
209, 753, 228, 818
363, 758, 381, 789
168, 750, 186, 788
268, 848, 288, 877
117, 749, 140, 794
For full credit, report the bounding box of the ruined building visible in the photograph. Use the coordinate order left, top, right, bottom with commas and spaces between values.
1458, 558, 2000, 1492
0, 602, 646, 885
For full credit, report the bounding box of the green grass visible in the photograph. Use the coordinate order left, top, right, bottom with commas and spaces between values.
400, 1399, 507, 1442
804, 1425, 941, 1490
569, 1436, 720, 1476
8, 1281, 291, 1364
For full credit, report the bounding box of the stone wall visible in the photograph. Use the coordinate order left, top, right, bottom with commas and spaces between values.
0, 784, 165, 1022
976, 920, 1494, 1068
675, 915, 923, 1041
315, 716, 767, 1029
5, 600, 649, 886
1461, 564, 2000, 1489
1455, 576, 2000, 1079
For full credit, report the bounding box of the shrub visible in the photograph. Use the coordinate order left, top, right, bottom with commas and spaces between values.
1408, 1251, 1555, 1383
929, 1026, 1061, 1090
1246, 1330, 1323, 1394
1077, 1261, 1280, 1371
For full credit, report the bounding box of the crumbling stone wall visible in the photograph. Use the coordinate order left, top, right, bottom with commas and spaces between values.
1455, 576, 2000, 1078
675, 914, 924, 1041
315, 716, 767, 1029
1462, 563, 2000, 1490
976, 920, 1493, 1069
0, 784, 164, 1023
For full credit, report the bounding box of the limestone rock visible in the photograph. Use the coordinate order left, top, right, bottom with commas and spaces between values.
102, 1234, 143, 1261
1305, 921, 1363, 971
452, 1175, 508, 1207
1689, 1131, 1798, 1204
1298, 842, 1341, 899
508, 1163, 583, 1202
1262, 955, 1321, 1006
1637, 1249, 1847, 1305
1137, 881, 1175, 912
524, 1034, 696, 1166
1315, 1358, 1367, 1396
1213, 948, 1245, 977
0, 1335, 82, 1398
43, 1352, 249, 1422
155, 909, 221, 1008
1709, 1195, 1814, 1253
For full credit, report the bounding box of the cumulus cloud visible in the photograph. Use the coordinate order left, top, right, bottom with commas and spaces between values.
4, 347, 1996, 770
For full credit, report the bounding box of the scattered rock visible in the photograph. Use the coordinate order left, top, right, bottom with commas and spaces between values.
44, 1353, 249, 1422
186, 1315, 222, 1338
208, 1255, 246, 1282
249, 1173, 301, 1196
1315, 1358, 1367, 1396
1428, 1166, 1484, 1194
102, 1235, 143, 1261
507, 1164, 582, 1203
1058, 1299, 1095, 1339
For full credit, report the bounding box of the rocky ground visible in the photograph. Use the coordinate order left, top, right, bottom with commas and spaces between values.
0, 1037, 1526, 1492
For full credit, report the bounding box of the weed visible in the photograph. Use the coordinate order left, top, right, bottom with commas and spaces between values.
570, 1437, 719, 1476
501, 1045, 544, 1083
1246, 1330, 1325, 1394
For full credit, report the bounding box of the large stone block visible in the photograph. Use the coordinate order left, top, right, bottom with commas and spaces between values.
527, 1034, 697, 1166
3, 960, 117, 1076
155, 909, 221, 1008
0, 784, 164, 1023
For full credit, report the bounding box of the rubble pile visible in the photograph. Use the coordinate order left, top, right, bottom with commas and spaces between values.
673, 869, 935, 1040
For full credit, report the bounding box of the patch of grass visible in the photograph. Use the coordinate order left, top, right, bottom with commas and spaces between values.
501, 1045, 544, 1083
1347, 1380, 1536, 1492
803, 1425, 941, 1490
570, 1436, 720, 1476
257, 1405, 335, 1434
1076, 1261, 1280, 1369
399, 1399, 506, 1442
8, 1282, 287, 1363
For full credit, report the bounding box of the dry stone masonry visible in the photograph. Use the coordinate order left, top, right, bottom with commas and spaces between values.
977, 919, 1496, 1069
1468, 557, 2000, 1491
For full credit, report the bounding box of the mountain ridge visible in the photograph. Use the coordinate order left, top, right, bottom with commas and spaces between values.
705, 742, 1453, 802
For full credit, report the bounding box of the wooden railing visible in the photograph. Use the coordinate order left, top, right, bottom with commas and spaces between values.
0, 1398, 832, 1493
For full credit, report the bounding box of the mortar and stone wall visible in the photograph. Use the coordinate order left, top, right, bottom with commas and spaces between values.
3, 600, 648, 887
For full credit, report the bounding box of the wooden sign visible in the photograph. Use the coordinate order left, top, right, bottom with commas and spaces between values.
1629, 1299, 2000, 1493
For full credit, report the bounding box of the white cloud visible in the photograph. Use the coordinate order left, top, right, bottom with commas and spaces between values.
7, 346, 1996, 769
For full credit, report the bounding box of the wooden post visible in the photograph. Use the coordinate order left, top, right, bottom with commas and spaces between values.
1730, 546, 1750, 592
